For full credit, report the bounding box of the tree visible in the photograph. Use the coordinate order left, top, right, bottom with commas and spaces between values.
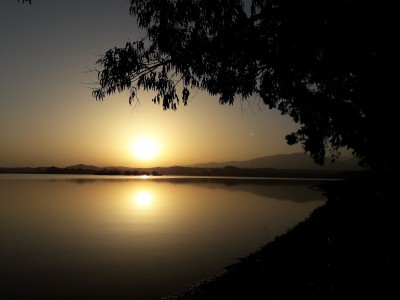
92, 0, 397, 173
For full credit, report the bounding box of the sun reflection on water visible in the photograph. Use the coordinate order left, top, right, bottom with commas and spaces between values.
134, 190, 152, 207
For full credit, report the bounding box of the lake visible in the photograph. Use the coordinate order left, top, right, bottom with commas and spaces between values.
0, 174, 326, 299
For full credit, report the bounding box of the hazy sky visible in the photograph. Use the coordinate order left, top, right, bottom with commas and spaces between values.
0, 0, 302, 168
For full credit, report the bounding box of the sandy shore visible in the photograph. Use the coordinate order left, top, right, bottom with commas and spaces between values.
162, 175, 396, 299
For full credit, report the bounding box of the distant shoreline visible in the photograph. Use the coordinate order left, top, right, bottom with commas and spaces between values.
0, 165, 366, 179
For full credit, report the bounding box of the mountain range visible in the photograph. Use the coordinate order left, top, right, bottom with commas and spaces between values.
0, 152, 366, 178
187, 152, 363, 171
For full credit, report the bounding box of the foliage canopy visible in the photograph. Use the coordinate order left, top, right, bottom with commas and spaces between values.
93, 0, 397, 172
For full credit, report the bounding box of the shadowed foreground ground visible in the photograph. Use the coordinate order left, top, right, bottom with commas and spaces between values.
162, 175, 396, 299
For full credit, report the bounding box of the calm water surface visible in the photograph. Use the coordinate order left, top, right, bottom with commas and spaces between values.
0, 175, 326, 299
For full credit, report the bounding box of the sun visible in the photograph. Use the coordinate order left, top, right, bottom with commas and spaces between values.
132, 137, 159, 160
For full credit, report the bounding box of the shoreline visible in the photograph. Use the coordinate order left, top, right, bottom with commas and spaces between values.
162, 175, 395, 299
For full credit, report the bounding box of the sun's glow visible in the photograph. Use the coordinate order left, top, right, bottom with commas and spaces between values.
132, 137, 159, 160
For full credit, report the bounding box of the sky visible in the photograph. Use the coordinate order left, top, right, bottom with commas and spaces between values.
0, 0, 302, 168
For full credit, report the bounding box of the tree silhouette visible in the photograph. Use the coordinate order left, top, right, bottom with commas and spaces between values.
92, 0, 397, 173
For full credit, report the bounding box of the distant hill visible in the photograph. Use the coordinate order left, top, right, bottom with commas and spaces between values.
188, 152, 364, 171
0, 153, 367, 178
67, 164, 102, 171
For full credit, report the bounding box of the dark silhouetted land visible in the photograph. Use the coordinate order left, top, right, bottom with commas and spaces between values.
0, 153, 365, 179
162, 175, 395, 299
